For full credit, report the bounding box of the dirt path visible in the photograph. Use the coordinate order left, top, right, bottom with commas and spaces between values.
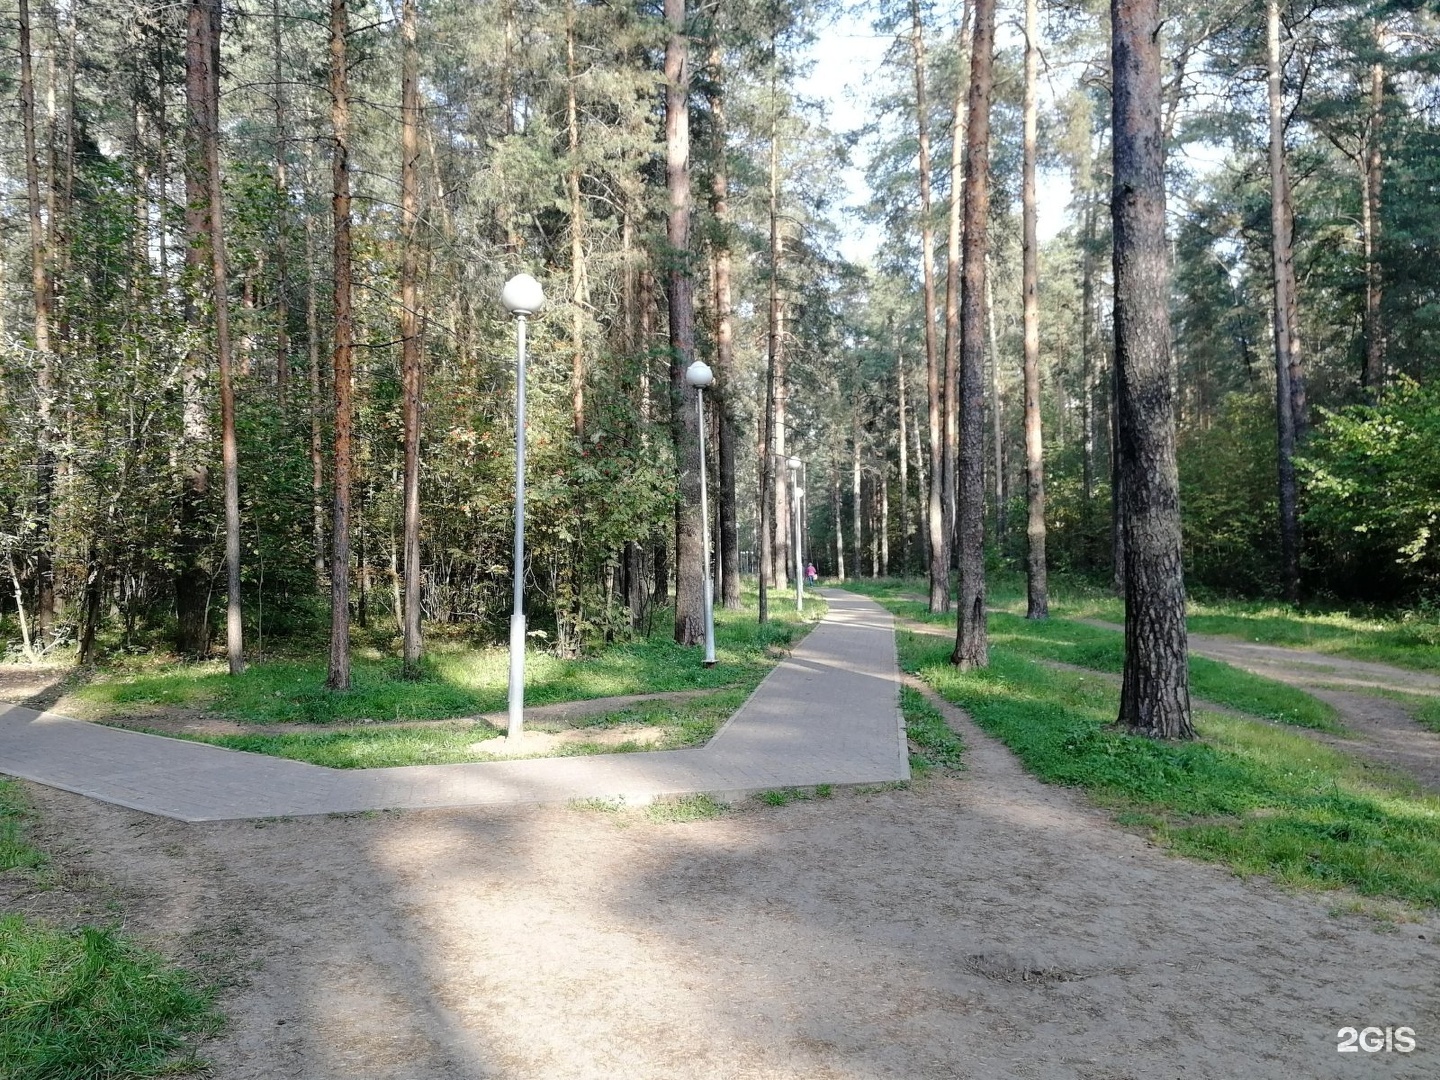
9, 714, 1438, 1079
1077, 618, 1440, 793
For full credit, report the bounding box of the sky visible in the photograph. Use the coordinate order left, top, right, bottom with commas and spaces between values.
798, 10, 1075, 268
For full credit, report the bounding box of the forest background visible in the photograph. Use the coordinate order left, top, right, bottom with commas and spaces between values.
1, 0, 1437, 676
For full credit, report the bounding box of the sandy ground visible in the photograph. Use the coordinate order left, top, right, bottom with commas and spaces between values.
6, 691, 1438, 1080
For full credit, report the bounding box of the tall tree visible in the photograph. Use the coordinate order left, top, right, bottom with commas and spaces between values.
941, 5, 971, 607
909, 0, 948, 614
327, 0, 355, 690
1021, 0, 1047, 619
400, 0, 424, 677
1111, 0, 1192, 738
951, 0, 993, 670
665, 0, 704, 646
1267, 0, 1302, 603
18, 0, 54, 642
200, 0, 243, 675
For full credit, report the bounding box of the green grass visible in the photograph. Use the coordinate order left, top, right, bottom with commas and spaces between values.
152, 688, 749, 768
1, 778, 46, 873
645, 793, 729, 823
68, 590, 821, 728
900, 685, 965, 775
899, 630, 1440, 907
841, 581, 1342, 733
0, 916, 221, 1080
844, 574, 1440, 675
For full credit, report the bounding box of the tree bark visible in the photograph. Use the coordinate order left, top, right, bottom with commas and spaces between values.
272, 0, 290, 400
851, 422, 863, 578
941, 4, 972, 598
910, 0, 948, 613
200, 0, 244, 675
831, 459, 845, 581
1267, 0, 1301, 604
1111, 0, 1192, 738
327, 0, 354, 690
400, 0, 424, 676
706, 39, 741, 610
986, 262, 1004, 542
1360, 24, 1385, 394
19, 0, 55, 642
952, 0, 995, 670
896, 337, 909, 575
177, 0, 214, 658
665, 0, 703, 647
306, 207, 326, 584
1022, 0, 1048, 619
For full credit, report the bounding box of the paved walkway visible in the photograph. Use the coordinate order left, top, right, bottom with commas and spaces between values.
0, 590, 907, 822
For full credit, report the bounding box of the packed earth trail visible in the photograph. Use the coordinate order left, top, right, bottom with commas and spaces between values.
2, 592, 1437, 1078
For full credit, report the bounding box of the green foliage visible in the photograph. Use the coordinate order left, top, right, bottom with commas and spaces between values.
0, 917, 221, 1080
900, 685, 965, 774
1302, 377, 1440, 599
900, 632, 1440, 907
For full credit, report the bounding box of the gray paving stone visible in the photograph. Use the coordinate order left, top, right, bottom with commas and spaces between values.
0, 589, 907, 821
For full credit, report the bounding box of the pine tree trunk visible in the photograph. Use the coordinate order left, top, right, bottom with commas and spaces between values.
306, 208, 326, 584
909, 0, 948, 613
19, 0, 55, 642
1360, 26, 1385, 394
1022, 0, 1048, 619
952, 0, 995, 670
1111, 0, 1192, 738
706, 40, 741, 610
177, 0, 213, 658
1268, 0, 1301, 604
327, 0, 354, 690
941, 5, 971, 598
400, 0, 424, 676
665, 0, 703, 647
272, 0, 290, 401
986, 263, 1005, 543
896, 339, 909, 575
832, 457, 845, 581
200, 0, 244, 675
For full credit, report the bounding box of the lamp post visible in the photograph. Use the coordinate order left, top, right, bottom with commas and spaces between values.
786, 455, 803, 612
501, 273, 544, 740
685, 360, 717, 666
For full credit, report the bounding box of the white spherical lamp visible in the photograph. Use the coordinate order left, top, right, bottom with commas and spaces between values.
501, 273, 545, 317
684, 360, 714, 389
786, 455, 801, 472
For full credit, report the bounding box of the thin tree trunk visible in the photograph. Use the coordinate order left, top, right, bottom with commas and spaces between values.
177, 0, 213, 657
952, 0, 995, 670
1268, 0, 1301, 603
759, 56, 781, 622
199, 0, 244, 675
706, 38, 741, 610
665, 0, 703, 647
1022, 0, 1048, 619
400, 0, 424, 676
942, 4, 972, 593
832, 457, 845, 581
910, 0, 948, 613
19, 0, 55, 642
881, 473, 890, 576
1111, 0, 1192, 738
1080, 200, 1097, 509
851, 423, 863, 579
986, 263, 1005, 543
306, 209, 325, 583
272, 0, 290, 399
327, 0, 354, 690
896, 338, 909, 575
1361, 25, 1385, 394
773, 307, 790, 591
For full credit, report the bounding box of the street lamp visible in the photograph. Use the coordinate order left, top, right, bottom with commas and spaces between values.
501, 273, 544, 740
786, 456, 803, 612
685, 360, 717, 667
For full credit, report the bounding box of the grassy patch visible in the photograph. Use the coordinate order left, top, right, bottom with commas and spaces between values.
148, 688, 748, 769
900, 685, 965, 775
68, 591, 822, 728
0, 778, 46, 873
842, 581, 1340, 733
845, 575, 1440, 675
899, 630, 1440, 908
0, 916, 221, 1080
645, 794, 729, 823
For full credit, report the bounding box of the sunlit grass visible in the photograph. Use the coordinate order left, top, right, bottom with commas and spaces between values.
150, 688, 749, 768
899, 630, 1440, 907
69, 590, 823, 728
0, 778, 45, 873
846, 574, 1440, 674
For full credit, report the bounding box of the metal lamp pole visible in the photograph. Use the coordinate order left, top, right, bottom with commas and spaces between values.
685, 361, 717, 666
787, 456, 803, 612
501, 273, 545, 740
